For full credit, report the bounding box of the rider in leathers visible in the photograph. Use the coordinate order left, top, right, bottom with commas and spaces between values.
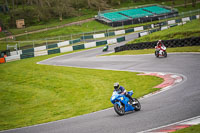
113, 82, 134, 105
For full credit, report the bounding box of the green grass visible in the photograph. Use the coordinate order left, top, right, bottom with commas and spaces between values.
128, 19, 200, 44
14, 21, 110, 41
174, 124, 200, 133
176, 3, 200, 12
106, 46, 200, 56
0, 50, 163, 131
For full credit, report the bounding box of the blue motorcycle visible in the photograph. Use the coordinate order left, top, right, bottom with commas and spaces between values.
110, 90, 141, 116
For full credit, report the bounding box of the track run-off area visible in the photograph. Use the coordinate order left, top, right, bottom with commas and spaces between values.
1, 33, 200, 133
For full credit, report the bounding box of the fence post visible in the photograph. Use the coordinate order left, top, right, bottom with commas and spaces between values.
71, 34, 73, 41
83, 32, 85, 43
18, 42, 21, 50
58, 36, 61, 42
46, 38, 48, 47
107, 29, 109, 38
33, 41, 35, 48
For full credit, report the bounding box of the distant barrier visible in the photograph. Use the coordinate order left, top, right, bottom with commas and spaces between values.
114, 37, 200, 52
3, 13, 200, 62
5, 36, 126, 62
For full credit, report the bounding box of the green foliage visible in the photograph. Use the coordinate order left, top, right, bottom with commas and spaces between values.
176, 3, 200, 12
0, 51, 163, 130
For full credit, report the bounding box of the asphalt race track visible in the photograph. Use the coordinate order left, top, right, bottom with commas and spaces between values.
2, 33, 200, 133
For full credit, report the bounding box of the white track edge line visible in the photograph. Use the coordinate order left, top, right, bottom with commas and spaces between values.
138, 115, 200, 133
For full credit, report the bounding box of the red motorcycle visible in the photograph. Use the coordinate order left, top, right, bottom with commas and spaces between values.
155, 45, 167, 58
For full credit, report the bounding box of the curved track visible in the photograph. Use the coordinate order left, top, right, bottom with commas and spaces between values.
2, 33, 200, 133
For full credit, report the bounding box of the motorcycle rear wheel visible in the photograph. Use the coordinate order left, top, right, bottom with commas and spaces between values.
164, 51, 167, 57
114, 103, 125, 116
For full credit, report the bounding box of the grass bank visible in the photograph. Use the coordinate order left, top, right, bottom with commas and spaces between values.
128, 19, 200, 44
174, 124, 200, 133
15, 21, 110, 41
0, 51, 163, 131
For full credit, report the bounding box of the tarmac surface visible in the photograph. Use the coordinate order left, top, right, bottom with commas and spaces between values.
2, 33, 200, 133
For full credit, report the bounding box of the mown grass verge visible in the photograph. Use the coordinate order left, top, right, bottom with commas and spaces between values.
128, 19, 200, 44
105, 46, 200, 56
174, 124, 200, 133
0, 50, 163, 131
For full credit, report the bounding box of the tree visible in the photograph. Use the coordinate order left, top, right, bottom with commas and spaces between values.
192, 0, 196, 7
53, 0, 77, 21
184, 0, 187, 8
172, 0, 175, 7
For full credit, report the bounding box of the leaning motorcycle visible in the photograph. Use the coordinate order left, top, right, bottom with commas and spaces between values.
102, 45, 109, 52
155, 45, 167, 58
110, 90, 141, 116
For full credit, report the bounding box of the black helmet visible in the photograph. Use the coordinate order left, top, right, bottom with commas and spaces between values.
114, 82, 119, 90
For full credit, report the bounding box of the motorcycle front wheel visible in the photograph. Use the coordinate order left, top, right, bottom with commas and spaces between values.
132, 98, 141, 111
155, 51, 159, 58
114, 103, 125, 116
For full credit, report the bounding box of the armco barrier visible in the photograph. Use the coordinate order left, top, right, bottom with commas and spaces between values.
107, 38, 117, 44
115, 30, 125, 35
176, 19, 182, 23
96, 40, 107, 46
47, 43, 58, 49
5, 55, 21, 62
105, 32, 115, 37
114, 37, 200, 52
57, 41, 70, 47
34, 50, 48, 57
143, 25, 152, 30
73, 44, 85, 50
60, 46, 73, 53
93, 33, 105, 39
34, 46, 46, 51
81, 35, 93, 40
10, 50, 22, 56
20, 53, 34, 59
84, 42, 96, 49
48, 48, 60, 55
69, 39, 81, 44
190, 15, 196, 20
2, 36, 126, 63
125, 28, 134, 33
117, 36, 125, 42
22, 48, 34, 54
134, 26, 144, 31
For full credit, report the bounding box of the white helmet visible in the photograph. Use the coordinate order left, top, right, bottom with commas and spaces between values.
114, 82, 119, 90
